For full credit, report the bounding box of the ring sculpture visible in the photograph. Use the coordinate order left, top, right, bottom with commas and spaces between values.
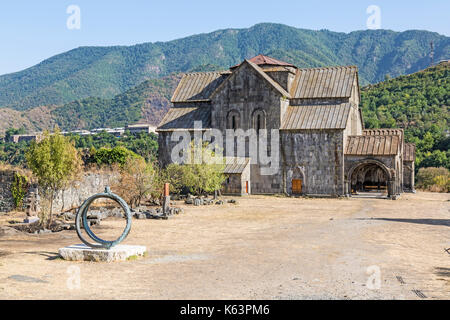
75, 187, 132, 249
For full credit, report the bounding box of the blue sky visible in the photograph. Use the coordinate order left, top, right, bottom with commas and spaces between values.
0, 0, 448, 75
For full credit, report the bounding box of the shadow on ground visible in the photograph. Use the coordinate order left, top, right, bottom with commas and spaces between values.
435, 267, 450, 277
356, 218, 450, 227
24, 251, 60, 260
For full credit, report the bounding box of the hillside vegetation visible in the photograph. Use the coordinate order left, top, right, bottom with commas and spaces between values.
361, 62, 450, 170
52, 74, 181, 130
0, 23, 448, 110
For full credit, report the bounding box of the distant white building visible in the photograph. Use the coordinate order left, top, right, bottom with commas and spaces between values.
125, 124, 157, 135
91, 128, 124, 137
10, 134, 43, 144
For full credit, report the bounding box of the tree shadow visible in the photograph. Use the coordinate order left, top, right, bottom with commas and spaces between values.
435, 267, 450, 277
23, 251, 60, 260
356, 218, 450, 227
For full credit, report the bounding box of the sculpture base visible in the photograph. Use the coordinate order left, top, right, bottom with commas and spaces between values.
58, 244, 147, 262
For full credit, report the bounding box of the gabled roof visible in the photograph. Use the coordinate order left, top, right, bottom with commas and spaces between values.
230, 54, 295, 69
171, 71, 230, 103
346, 135, 400, 156
281, 103, 352, 130
245, 60, 291, 98
157, 106, 210, 131
290, 66, 358, 99
171, 57, 358, 103
209, 59, 291, 100
404, 143, 416, 162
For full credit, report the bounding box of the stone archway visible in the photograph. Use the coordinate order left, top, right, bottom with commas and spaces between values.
347, 159, 394, 197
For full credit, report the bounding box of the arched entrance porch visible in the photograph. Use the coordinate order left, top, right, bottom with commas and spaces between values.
346, 159, 394, 198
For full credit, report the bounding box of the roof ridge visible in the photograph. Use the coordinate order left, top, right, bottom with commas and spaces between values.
296, 65, 357, 71
183, 70, 229, 76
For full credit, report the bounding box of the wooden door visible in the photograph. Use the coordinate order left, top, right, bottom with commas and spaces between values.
292, 179, 302, 194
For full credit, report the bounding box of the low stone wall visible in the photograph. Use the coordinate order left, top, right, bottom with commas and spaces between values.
0, 169, 120, 214
52, 171, 120, 213
0, 170, 15, 213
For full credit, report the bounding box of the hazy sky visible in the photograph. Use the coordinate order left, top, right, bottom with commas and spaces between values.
0, 0, 448, 75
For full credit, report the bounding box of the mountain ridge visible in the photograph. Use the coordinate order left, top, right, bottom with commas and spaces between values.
0, 23, 448, 110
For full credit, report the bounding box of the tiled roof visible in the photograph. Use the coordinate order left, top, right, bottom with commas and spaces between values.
290, 66, 357, 99
281, 103, 352, 130
223, 157, 250, 174
231, 54, 295, 69
171, 60, 358, 103
171, 72, 230, 103
346, 135, 400, 156
404, 143, 416, 162
157, 106, 210, 131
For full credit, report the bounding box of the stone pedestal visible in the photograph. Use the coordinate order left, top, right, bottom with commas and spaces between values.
162, 196, 170, 216
58, 244, 147, 262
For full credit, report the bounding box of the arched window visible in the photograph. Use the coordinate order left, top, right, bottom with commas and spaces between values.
227, 110, 240, 130
252, 109, 266, 132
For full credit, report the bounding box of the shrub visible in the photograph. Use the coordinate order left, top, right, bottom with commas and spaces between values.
416, 167, 450, 192
114, 158, 159, 208
11, 172, 29, 210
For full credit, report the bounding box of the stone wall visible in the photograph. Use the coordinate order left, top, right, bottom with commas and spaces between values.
0, 169, 119, 214
0, 170, 15, 213
223, 174, 243, 195
52, 171, 120, 213
403, 161, 415, 192
211, 62, 287, 132
281, 130, 345, 196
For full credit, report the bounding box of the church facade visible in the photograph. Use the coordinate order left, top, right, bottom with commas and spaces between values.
157, 55, 415, 198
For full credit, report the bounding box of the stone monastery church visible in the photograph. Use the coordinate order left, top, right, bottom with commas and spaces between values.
157, 55, 416, 198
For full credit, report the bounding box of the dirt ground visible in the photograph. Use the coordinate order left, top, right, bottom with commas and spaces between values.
0, 192, 449, 300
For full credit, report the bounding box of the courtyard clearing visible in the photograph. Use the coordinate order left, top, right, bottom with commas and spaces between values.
0, 192, 449, 300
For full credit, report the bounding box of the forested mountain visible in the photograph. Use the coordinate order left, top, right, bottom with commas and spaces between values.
0, 60, 448, 172
0, 23, 448, 110
361, 61, 449, 169
52, 74, 181, 130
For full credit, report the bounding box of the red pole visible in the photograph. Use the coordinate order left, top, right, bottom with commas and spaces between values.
164, 183, 170, 197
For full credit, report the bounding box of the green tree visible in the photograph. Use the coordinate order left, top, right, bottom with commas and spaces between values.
161, 163, 185, 194
91, 146, 140, 167
26, 128, 82, 227
181, 142, 226, 195
421, 150, 449, 169
5, 128, 26, 142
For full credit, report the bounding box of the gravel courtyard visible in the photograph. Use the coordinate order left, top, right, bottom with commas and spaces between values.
0, 192, 449, 300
